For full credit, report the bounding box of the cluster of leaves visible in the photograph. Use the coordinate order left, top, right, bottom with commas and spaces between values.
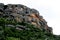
0, 18, 60, 40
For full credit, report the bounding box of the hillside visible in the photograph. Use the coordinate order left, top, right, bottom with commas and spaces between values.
0, 3, 60, 40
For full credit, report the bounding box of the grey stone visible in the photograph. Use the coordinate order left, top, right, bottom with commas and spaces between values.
30, 9, 39, 15
39, 16, 43, 19
0, 8, 4, 12
47, 27, 52, 33
31, 18, 36, 22
0, 3, 4, 8
24, 8, 31, 14
16, 25, 26, 30
5, 25, 15, 27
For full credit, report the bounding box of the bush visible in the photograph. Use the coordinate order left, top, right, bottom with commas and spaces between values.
0, 18, 60, 40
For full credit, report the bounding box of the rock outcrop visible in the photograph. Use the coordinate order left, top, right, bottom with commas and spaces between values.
0, 3, 52, 33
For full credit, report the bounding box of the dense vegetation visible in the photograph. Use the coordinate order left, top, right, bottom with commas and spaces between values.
0, 18, 60, 40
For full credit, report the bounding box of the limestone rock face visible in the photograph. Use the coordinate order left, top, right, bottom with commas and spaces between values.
0, 3, 52, 33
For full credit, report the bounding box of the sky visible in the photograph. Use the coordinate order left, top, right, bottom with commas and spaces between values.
0, 0, 60, 35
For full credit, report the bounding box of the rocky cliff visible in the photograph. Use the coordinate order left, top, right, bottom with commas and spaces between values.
0, 3, 60, 40
0, 3, 52, 33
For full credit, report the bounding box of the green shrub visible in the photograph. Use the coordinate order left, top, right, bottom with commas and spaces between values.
0, 18, 60, 40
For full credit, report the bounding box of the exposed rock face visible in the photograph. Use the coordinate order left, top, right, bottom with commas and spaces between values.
0, 3, 52, 33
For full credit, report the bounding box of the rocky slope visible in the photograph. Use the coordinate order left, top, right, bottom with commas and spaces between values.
0, 3, 52, 33
0, 3, 60, 40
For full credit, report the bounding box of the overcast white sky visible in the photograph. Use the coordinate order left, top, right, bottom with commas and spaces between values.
0, 0, 60, 35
